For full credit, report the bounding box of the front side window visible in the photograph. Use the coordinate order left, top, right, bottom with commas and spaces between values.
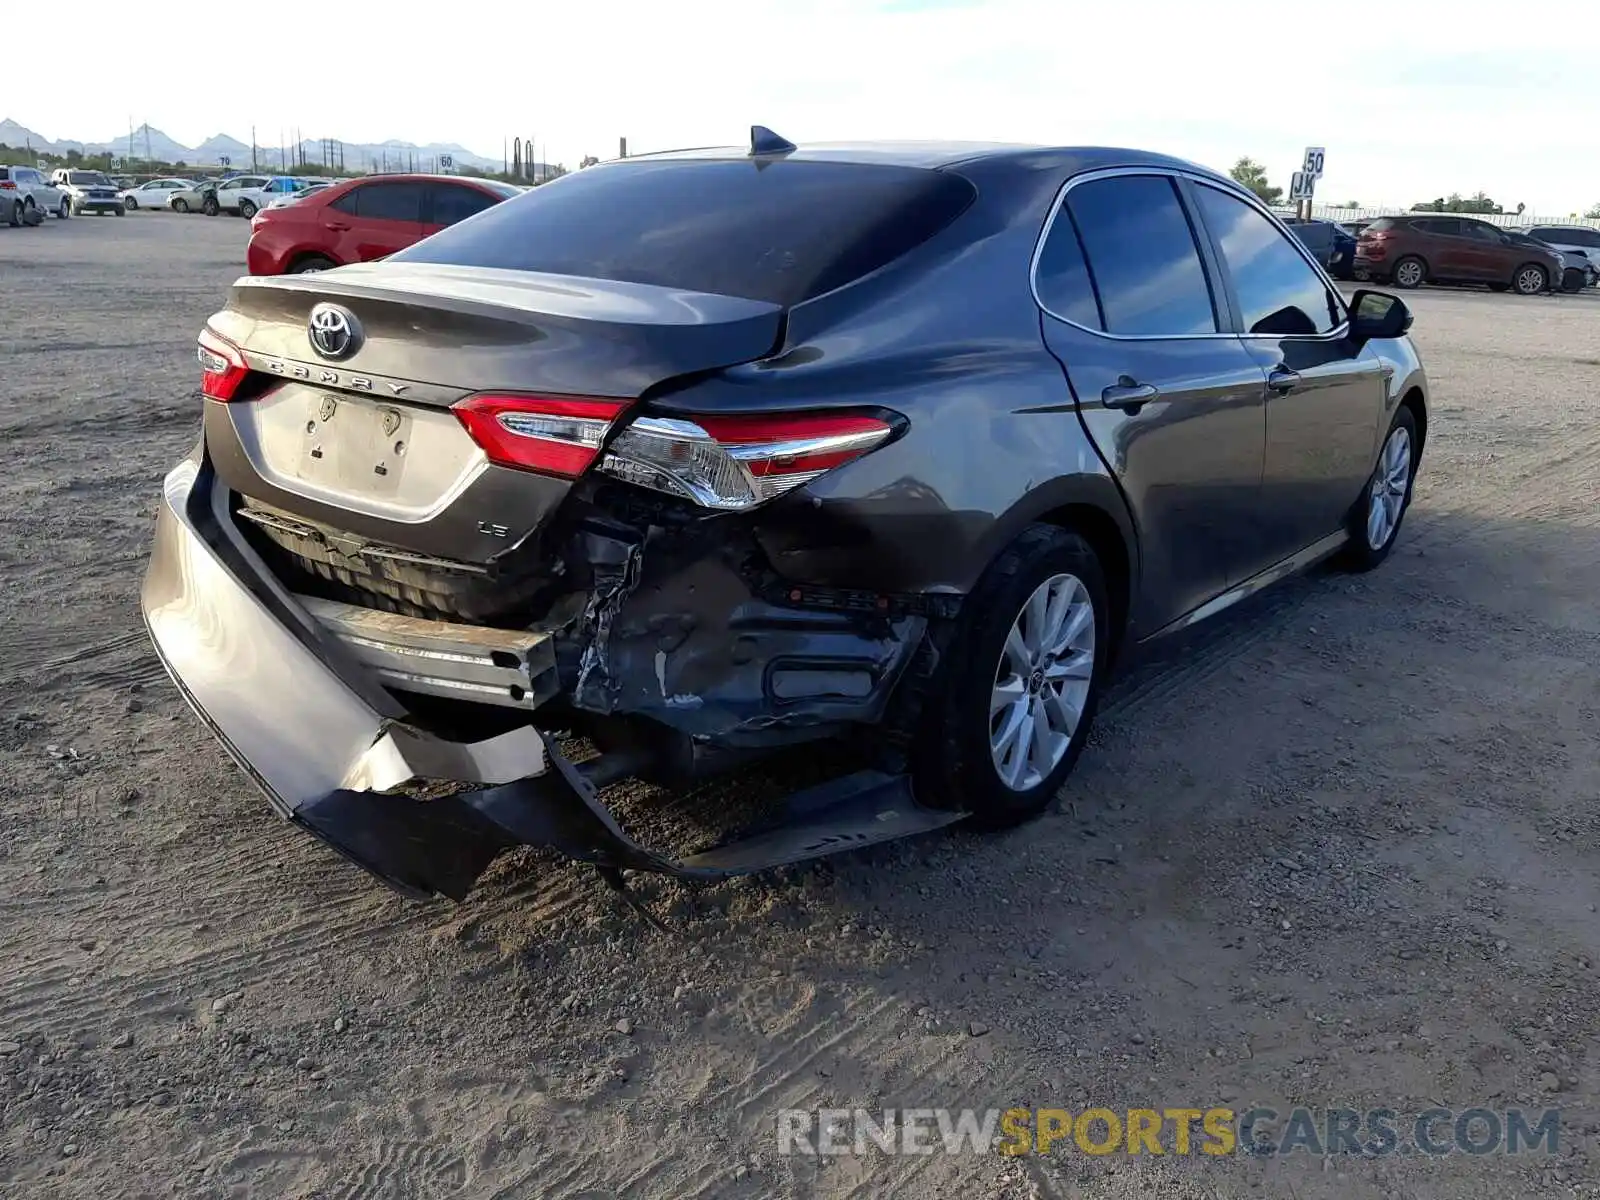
1060, 174, 1217, 336
1193, 184, 1342, 336
430, 184, 499, 227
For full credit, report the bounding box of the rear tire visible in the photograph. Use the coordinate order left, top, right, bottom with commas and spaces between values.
202, 196, 218, 216
913, 524, 1110, 830
1391, 256, 1426, 289
1512, 263, 1548, 295
1340, 406, 1418, 572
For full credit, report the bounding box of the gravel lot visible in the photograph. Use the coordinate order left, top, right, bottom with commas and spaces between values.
2, 212, 1598, 1200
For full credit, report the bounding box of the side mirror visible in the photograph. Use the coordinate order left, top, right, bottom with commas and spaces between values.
1349, 289, 1412, 341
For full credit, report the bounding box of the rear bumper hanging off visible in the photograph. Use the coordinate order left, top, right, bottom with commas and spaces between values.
142, 460, 962, 901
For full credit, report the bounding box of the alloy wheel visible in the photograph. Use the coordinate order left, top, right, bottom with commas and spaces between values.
1366, 426, 1412, 550
1516, 266, 1545, 295
1394, 260, 1424, 288
989, 573, 1095, 791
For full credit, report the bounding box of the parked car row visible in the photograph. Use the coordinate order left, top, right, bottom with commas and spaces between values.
0, 165, 127, 221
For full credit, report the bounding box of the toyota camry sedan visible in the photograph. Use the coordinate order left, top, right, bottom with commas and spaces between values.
141, 131, 1428, 904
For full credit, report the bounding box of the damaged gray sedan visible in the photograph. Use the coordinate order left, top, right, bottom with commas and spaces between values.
142, 130, 1429, 903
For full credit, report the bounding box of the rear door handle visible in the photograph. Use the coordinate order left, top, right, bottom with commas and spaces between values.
1101, 379, 1160, 410
1266, 367, 1301, 395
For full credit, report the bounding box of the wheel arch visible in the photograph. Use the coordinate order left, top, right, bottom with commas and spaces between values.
978, 474, 1139, 659
1398, 385, 1427, 456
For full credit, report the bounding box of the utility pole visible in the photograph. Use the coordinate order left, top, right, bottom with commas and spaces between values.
251, 126, 257, 172
619, 136, 627, 159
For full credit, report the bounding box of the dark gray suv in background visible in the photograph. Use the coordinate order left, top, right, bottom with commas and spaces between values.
142, 134, 1428, 904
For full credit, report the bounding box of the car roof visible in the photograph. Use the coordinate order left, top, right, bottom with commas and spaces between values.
622, 139, 1232, 181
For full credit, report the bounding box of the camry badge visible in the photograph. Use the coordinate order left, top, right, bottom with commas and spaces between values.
307, 303, 361, 361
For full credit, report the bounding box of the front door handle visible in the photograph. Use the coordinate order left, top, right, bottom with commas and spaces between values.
1266, 367, 1301, 395
1101, 379, 1160, 410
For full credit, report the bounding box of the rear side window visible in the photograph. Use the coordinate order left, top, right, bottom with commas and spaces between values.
430, 183, 499, 227
1034, 213, 1104, 329
1193, 184, 1341, 336
0, 167, 10, 181
336, 181, 424, 222
392, 159, 977, 308
1058, 174, 1217, 336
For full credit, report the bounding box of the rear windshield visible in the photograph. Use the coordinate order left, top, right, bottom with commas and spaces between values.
392, 158, 977, 307
1364, 218, 1395, 232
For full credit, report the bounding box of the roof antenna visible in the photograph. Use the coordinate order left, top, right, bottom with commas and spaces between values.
749, 125, 797, 157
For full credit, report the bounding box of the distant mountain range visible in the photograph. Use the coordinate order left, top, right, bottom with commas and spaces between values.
0, 118, 507, 173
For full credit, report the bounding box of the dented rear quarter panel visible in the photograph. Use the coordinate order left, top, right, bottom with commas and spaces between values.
644, 150, 1141, 601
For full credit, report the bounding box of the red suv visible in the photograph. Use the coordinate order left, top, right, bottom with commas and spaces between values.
245, 174, 523, 275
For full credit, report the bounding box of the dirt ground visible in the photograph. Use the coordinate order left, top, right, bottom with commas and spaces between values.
1, 212, 1597, 1200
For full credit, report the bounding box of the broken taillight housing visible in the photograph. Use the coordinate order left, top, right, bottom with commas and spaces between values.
452, 394, 630, 478
597, 411, 896, 510
197, 328, 250, 401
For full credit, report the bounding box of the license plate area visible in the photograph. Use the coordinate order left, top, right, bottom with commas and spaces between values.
296, 393, 413, 499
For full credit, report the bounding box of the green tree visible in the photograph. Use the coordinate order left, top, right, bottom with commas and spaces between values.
1229, 157, 1283, 205
1411, 191, 1503, 215
1585, 203, 1600, 220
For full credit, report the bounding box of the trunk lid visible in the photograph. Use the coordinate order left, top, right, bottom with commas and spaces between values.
205, 263, 784, 615
212, 262, 785, 400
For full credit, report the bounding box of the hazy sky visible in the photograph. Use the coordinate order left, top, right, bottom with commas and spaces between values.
9, 0, 1598, 214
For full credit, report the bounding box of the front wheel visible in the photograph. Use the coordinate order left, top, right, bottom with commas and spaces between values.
172, 198, 189, 213
1341, 407, 1418, 572
123, 195, 137, 210
1512, 263, 1548, 295
913, 525, 1109, 829
6, 199, 20, 227
289, 254, 336, 273
56, 197, 70, 219
202, 196, 218, 216
114, 203, 125, 216
238, 200, 257, 219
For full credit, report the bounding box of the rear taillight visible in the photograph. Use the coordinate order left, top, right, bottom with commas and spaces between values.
452, 394, 630, 478
197, 328, 249, 401
1360, 229, 1390, 242
598, 411, 896, 510
0, 181, 15, 190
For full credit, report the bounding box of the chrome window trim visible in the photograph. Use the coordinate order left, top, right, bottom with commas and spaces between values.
1030, 165, 1351, 343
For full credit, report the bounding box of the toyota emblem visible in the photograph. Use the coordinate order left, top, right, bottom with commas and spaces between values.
307, 303, 361, 361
